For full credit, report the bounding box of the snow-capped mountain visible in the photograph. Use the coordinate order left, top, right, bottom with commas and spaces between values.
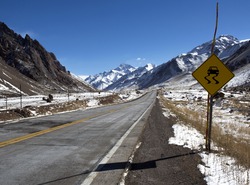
172, 35, 247, 73
105, 63, 155, 91
157, 40, 250, 91
137, 35, 249, 89
83, 64, 136, 90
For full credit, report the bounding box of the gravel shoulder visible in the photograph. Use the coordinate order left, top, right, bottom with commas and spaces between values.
125, 98, 206, 185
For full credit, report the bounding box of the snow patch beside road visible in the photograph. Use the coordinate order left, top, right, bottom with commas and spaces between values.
168, 122, 249, 185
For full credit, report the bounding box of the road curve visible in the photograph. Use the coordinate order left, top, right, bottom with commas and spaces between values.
0, 91, 156, 185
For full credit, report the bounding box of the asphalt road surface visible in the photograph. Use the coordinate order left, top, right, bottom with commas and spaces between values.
0, 91, 156, 185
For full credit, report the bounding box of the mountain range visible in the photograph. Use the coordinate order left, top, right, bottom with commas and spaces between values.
82, 63, 155, 90
83, 64, 136, 90
83, 35, 249, 91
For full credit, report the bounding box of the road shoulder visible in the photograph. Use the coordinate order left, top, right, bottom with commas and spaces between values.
125, 98, 206, 185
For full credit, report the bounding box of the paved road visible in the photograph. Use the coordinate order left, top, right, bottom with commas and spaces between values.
0, 91, 156, 185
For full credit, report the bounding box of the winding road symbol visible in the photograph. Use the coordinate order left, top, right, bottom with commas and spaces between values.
204, 66, 219, 84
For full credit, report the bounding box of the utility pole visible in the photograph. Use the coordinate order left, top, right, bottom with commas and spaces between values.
68, 87, 70, 102
5, 96, 7, 110
20, 84, 22, 109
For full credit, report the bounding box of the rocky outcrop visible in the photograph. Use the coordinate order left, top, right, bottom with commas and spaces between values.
224, 41, 250, 71
0, 22, 94, 94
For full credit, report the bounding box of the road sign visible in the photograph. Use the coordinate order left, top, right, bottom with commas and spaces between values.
192, 54, 234, 95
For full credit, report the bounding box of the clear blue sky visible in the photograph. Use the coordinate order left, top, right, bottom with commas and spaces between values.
1, 0, 249, 75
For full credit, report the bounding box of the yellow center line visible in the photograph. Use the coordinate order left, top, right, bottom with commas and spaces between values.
0, 107, 127, 149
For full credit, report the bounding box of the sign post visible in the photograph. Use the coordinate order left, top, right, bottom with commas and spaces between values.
192, 2, 234, 151
192, 54, 234, 151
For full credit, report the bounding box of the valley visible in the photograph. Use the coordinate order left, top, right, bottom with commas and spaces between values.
0, 20, 249, 185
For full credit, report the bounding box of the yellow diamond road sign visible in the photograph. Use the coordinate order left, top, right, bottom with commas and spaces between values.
192, 54, 234, 96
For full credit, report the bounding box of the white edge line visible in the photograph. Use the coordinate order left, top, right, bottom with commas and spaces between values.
81, 99, 155, 185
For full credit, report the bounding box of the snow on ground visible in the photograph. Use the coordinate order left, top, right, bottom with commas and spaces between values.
226, 64, 250, 88
0, 79, 27, 95
162, 88, 250, 185
87, 99, 99, 107
0, 92, 112, 110
0, 90, 143, 111
167, 120, 249, 185
170, 122, 249, 185
118, 90, 143, 101
163, 89, 250, 139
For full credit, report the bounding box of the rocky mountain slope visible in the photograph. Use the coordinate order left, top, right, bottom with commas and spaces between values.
225, 40, 250, 71
225, 41, 250, 90
0, 22, 94, 96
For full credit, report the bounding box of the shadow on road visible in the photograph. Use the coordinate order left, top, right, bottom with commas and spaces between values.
38, 151, 199, 184
96, 151, 199, 172
37, 170, 90, 185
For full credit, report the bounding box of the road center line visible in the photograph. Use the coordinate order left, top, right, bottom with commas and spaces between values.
0, 107, 125, 149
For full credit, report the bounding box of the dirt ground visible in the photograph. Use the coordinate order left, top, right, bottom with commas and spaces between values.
0, 95, 121, 122
125, 99, 206, 185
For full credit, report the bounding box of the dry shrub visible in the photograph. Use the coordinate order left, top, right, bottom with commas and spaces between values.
161, 95, 206, 134
98, 94, 121, 105
212, 125, 249, 168
35, 100, 87, 115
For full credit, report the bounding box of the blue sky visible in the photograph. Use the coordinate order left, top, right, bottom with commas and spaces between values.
1, 0, 250, 75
